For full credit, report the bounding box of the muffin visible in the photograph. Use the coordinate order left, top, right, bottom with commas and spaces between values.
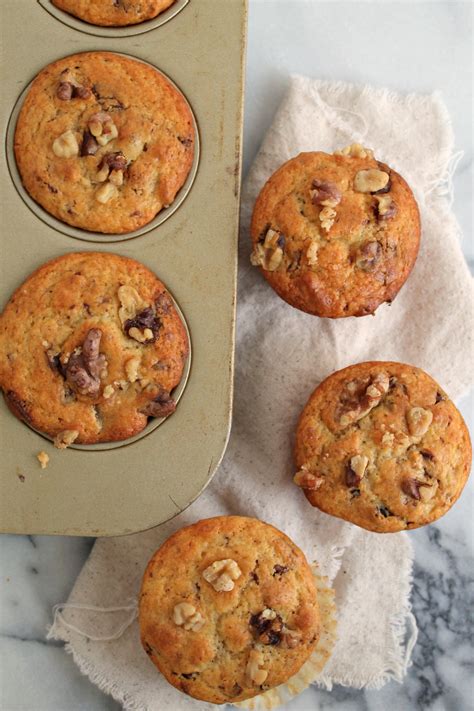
52, 0, 176, 26
14, 51, 194, 234
250, 144, 420, 318
139, 516, 320, 704
294, 361, 472, 533
0, 252, 189, 445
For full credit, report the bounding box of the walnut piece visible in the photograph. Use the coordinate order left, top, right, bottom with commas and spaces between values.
319, 205, 337, 232
36, 451, 49, 469
56, 81, 91, 101
419, 481, 438, 502
375, 195, 397, 220
54, 429, 79, 449
140, 392, 176, 418
117, 285, 146, 325
310, 179, 341, 207
65, 328, 107, 397
339, 372, 389, 426
88, 112, 118, 146
102, 384, 115, 399
125, 356, 141, 383
306, 240, 318, 266
173, 602, 205, 631
52, 130, 79, 158
250, 228, 285, 271
97, 152, 128, 184
334, 143, 374, 159
95, 182, 118, 204
346, 455, 369, 487
282, 626, 302, 649
294, 468, 324, 490
202, 559, 242, 592
246, 649, 268, 686
354, 169, 390, 194
406, 407, 433, 437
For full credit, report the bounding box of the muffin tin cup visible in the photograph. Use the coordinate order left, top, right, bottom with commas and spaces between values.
0, 0, 247, 536
6, 52, 201, 243
38, 0, 190, 38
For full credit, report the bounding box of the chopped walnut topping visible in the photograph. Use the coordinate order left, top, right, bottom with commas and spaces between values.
140, 392, 176, 418
319, 205, 337, 232
346, 455, 369, 486
125, 356, 141, 383
250, 228, 285, 271
306, 240, 319, 266
354, 169, 390, 194
36, 451, 49, 469
250, 609, 283, 645
65, 329, 107, 397
282, 626, 302, 648
334, 143, 374, 159
88, 112, 118, 146
117, 285, 146, 325
52, 130, 79, 158
173, 602, 205, 631
419, 481, 438, 502
129, 326, 153, 343
56, 81, 91, 101
202, 559, 242, 592
310, 179, 341, 207
95, 182, 118, 204
375, 195, 397, 220
246, 649, 268, 686
102, 384, 115, 399
339, 372, 390, 426
54, 429, 79, 449
293, 468, 324, 490
406, 407, 433, 437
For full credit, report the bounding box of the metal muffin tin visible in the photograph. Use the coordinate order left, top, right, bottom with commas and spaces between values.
0, 0, 247, 535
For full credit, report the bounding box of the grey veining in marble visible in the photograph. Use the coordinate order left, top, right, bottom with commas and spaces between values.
1, 1, 473, 710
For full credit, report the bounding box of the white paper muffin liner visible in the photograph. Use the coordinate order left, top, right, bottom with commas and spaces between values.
234, 568, 337, 710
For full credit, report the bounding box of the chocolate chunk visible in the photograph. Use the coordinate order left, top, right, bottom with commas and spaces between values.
72, 85, 91, 100
402, 478, 421, 501
273, 565, 289, 577
345, 462, 361, 488
80, 131, 99, 156
178, 136, 193, 147
420, 449, 434, 461
250, 610, 283, 646
378, 505, 393, 518
155, 293, 172, 315
350, 488, 361, 498
435, 391, 444, 403
65, 328, 107, 397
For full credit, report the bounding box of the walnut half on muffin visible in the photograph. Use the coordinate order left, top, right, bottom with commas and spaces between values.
139, 516, 320, 704
250, 144, 421, 318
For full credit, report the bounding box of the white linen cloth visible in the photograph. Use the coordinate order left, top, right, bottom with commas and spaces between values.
49, 77, 474, 710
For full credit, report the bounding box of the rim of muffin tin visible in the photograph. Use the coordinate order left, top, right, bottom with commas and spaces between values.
24, 292, 192, 451
37, 0, 190, 38
6, 50, 200, 244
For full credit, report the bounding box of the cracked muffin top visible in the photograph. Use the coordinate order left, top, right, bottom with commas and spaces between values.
52, 0, 176, 27
139, 516, 320, 704
14, 51, 194, 234
250, 144, 420, 318
294, 362, 471, 532
0, 252, 189, 446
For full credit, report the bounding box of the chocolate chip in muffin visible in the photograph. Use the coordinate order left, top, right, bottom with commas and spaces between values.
401, 478, 422, 501
65, 328, 107, 397
273, 564, 289, 577
80, 130, 99, 157
250, 609, 283, 646
140, 391, 176, 418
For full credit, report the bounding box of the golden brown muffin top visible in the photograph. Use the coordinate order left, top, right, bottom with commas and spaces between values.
139, 516, 320, 704
52, 0, 176, 27
294, 361, 471, 532
250, 145, 420, 318
14, 52, 194, 234
0, 252, 188, 445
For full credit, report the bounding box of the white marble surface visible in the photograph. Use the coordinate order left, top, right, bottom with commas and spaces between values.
1, 1, 473, 710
